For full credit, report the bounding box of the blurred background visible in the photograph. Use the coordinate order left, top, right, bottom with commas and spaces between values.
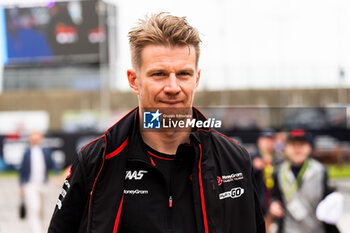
0, 0, 349, 232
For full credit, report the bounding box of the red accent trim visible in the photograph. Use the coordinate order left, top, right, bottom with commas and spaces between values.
149, 157, 156, 166
192, 106, 208, 120
213, 130, 240, 145
197, 128, 211, 132
81, 135, 104, 152
112, 195, 124, 233
106, 137, 129, 159
65, 166, 72, 179
198, 144, 209, 233
147, 151, 174, 161
192, 106, 211, 132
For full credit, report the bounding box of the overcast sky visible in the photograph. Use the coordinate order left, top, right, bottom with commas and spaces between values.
107, 0, 350, 90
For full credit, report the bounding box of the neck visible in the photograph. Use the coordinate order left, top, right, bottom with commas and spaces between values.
291, 161, 305, 168
141, 128, 191, 155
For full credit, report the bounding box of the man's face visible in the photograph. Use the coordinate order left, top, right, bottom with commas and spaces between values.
257, 137, 275, 154
127, 45, 200, 111
29, 132, 43, 146
285, 140, 311, 166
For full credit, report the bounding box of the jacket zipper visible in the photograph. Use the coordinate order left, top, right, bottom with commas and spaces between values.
129, 158, 173, 197
167, 161, 175, 231
169, 195, 173, 207
130, 158, 174, 231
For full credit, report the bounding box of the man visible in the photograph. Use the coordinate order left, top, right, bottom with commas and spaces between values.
251, 129, 281, 231
48, 13, 265, 233
19, 131, 57, 233
269, 129, 339, 233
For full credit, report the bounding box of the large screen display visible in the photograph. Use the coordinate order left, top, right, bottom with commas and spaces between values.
3, 1, 108, 66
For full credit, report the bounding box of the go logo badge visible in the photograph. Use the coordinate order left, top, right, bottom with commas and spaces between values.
219, 187, 245, 200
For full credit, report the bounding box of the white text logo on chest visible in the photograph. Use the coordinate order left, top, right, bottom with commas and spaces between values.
217, 172, 244, 186
219, 187, 245, 200
125, 170, 148, 180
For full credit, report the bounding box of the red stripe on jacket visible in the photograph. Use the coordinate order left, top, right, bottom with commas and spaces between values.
198, 143, 209, 233
112, 195, 124, 233
147, 150, 174, 161
106, 137, 129, 159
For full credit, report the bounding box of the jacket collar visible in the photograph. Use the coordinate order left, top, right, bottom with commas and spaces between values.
104, 106, 211, 160
104, 107, 139, 156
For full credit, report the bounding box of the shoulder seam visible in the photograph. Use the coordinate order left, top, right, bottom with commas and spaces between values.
80, 135, 105, 152
212, 130, 240, 146
104, 106, 138, 135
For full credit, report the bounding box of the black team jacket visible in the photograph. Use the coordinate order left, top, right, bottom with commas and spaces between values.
48, 107, 265, 233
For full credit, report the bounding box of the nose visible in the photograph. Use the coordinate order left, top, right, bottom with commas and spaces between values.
164, 73, 181, 95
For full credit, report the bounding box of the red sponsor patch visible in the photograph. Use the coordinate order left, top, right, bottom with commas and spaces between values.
66, 167, 72, 179
217, 176, 223, 186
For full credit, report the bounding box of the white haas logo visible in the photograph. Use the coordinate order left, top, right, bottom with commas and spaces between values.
125, 170, 148, 180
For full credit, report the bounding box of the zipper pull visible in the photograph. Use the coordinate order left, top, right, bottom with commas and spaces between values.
169, 196, 173, 208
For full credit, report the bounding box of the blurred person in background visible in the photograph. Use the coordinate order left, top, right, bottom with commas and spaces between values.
19, 131, 58, 233
0, 135, 8, 172
48, 12, 265, 233
274, 132, 287, 160
251, 129, 281, 231
269, 129, 340, 233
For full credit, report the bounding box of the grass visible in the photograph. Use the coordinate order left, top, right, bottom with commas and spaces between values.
0, 170, 18, 178
328, 164, 350, 179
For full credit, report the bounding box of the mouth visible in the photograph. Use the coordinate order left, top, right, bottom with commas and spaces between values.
159, 100, 183, 105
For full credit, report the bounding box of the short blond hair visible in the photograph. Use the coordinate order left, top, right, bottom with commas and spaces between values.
128, 12, 201, 70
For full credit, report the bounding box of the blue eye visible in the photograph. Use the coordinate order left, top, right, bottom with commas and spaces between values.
177, 72, 190, 76
152, 72, 165, 76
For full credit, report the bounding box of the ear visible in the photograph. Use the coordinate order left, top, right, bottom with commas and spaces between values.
127, 69, 139, 95
194, 69, 201, 92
